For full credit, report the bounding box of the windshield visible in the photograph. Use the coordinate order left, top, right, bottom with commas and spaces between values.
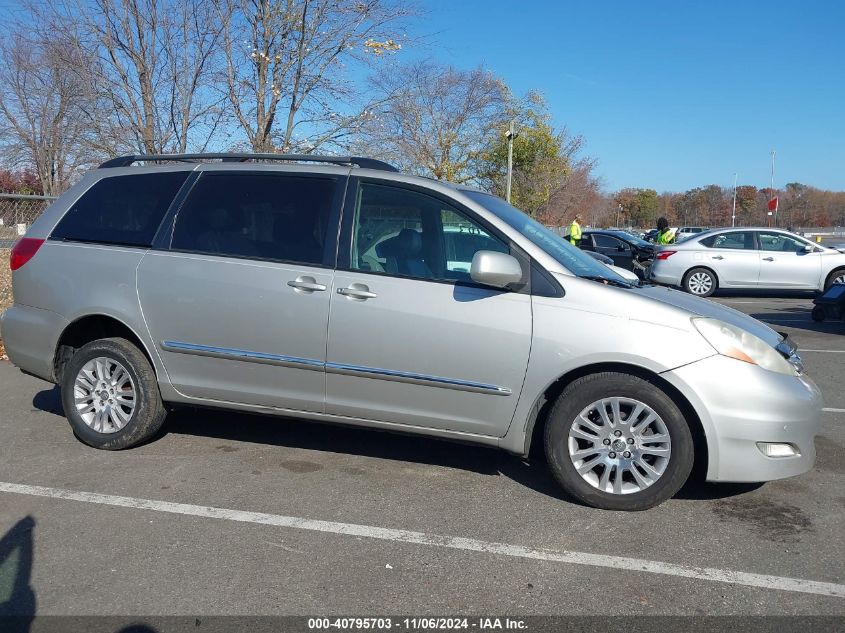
463, 190, 632, 284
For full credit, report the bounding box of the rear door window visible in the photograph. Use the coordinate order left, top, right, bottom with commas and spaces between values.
51, 171, 190, 247
699, 232, 755, 250
170, 172, 338, 266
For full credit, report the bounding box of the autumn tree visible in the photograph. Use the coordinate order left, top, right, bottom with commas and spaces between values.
0, 28, 95, 195
734, 186, 758, 225
45, 0, 227, 154
220, 0, 411, 153
361, 61, 511, 182
476, 94, 572, 216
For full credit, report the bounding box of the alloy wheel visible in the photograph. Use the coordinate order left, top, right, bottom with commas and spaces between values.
687, 271, 713, 295
73, 356, 137, 433
567, 397, 671, 495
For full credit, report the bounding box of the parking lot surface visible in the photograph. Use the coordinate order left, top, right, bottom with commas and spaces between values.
0, 293, 843, 618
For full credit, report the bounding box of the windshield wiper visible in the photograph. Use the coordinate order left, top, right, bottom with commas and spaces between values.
579, 274, 635, 288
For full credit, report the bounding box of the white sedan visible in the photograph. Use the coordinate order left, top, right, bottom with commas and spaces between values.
649, 227, 845, 297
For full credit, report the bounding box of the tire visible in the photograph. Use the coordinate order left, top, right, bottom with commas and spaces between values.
544, 372, 694, 511
811, 306, 826, 323
682, 267, 717, 297
61, 337, 167, 450
824, 267, 845, 291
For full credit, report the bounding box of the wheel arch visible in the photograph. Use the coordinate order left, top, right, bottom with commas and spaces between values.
824, 266, 845, 290
53, 314, 158, 384
522, 362, 709, 481
683, 265, 720, 293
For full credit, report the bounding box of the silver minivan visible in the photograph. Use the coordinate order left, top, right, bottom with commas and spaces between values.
1, 154, 821, 511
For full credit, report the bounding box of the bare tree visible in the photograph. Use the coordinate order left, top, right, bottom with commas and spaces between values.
0, 31, 96, 195
46, 0, 226, 154
220, 0, 411, 153
362, 61, 512, 182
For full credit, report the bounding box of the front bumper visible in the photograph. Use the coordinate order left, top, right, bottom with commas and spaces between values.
661, 354, 822, 482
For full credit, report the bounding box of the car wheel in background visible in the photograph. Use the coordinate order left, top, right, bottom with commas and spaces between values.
544, 372, 694, 511
683, 267, 717, 297
824, 267, 845, 291
61, 337, 167, 450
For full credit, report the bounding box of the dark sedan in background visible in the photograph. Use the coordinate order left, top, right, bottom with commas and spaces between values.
578, 229, 655, 276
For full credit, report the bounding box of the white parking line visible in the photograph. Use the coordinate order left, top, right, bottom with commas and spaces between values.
801, 349, 845, 353
1, 481, 843, 599
823, 407, 845, 413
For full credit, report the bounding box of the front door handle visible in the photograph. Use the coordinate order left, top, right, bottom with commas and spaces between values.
337, 284, 377, 300
762, 257, 774, 262
288, 276, 327, 292
712, 255, 724, 260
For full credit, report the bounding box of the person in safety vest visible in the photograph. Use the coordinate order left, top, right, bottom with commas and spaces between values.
569, 213, 583, 245
655, 216, 675, 244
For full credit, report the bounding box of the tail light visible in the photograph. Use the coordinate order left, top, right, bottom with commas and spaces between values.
655, 250, 677, 261
10, 238, 45, 271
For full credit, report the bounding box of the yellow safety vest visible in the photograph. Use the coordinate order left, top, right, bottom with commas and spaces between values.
656, 229, 674, 245
569, 220, 582, 245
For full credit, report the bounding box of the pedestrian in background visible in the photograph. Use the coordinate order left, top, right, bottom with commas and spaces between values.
655, 217, 675, 244
569, 213, 583, 245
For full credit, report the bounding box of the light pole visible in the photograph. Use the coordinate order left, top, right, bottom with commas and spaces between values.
731, 172, 737, 227
616, 204, 622, 228
505, 120, 517, 203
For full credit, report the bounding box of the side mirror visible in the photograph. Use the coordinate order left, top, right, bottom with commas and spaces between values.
617, 244, 626, 252
803, 244, 814, 253
470, 251, 523, 289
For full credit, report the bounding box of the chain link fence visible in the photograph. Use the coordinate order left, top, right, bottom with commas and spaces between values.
0, 193, 57, 243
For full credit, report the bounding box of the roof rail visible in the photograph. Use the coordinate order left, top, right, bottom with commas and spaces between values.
98, 153, 399, 172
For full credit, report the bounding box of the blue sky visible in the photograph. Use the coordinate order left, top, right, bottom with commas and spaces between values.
416, 0, 844, 193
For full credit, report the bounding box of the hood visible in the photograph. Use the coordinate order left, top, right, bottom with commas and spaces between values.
632, 284, 782, 347
832, 244, 845, 254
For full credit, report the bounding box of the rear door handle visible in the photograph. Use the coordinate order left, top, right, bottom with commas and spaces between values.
337, 284, 377, 300
712, 255, 724, 260
762, 257, 774, 262
287, 276, 327, 292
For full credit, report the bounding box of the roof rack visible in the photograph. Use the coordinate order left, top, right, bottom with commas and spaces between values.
98, 153, 398, 172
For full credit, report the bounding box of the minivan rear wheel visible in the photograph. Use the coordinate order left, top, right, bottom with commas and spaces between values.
61, 337, 166, 450
683, 267, 717, 297
544, 372, 694, 511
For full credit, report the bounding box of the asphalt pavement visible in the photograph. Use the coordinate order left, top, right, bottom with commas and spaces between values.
0, 294, 843, 621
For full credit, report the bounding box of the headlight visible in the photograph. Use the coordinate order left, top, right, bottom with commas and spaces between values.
692, 318, 797, 375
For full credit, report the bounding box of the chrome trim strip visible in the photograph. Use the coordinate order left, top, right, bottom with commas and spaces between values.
160, 341, 511, 396
160, 341, 324, 371
325, 361, 512, 396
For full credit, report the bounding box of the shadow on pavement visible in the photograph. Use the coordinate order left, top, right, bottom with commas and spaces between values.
164, 406, 762, 506
0, 516, 36, 632
31, 385, 769, 506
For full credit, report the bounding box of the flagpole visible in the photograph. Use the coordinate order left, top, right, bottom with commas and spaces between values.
770, 150, 776, 227
732, 172, 737, 227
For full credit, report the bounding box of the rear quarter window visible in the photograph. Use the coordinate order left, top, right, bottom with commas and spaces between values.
51, 171, 190, 247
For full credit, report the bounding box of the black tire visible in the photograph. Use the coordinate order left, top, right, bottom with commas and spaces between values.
811, 306, 826, 323
544, 372, 694, 511
61, 337, 167, 450
824, 267, 845, 291
682, 267, 717, 297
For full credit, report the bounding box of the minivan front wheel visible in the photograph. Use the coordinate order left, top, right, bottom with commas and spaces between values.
61, 337, 166, 450
545, 372, 694, 511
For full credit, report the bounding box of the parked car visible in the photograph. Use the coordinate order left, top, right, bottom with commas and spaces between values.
578, 229, 655, 277
650, 227, 845, 297
1, 154, 820, 511
675, 226, 708, 242
642, 228, 659, 242
583, 249, 640, 283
